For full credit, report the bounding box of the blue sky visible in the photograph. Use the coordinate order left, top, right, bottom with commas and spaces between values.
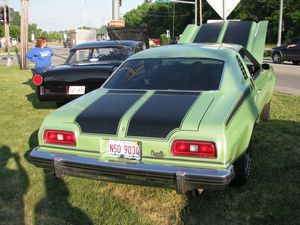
8, 0, 145, 31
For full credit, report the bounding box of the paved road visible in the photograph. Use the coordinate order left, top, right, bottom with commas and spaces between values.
264, 60, 300, 96
1, 45, 299, 96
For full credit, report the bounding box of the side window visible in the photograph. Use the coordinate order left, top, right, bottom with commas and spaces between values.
289, 38, 298, 45
135, 43, 146, 53
238, 49, 261, 79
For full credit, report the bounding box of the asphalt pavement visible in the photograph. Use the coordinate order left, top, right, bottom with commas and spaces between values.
0, 44, 299, 96
264, 60, 300, 96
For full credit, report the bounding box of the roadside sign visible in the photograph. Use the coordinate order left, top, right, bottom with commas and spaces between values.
109, 20, 125, 28
207, 0, 240, 19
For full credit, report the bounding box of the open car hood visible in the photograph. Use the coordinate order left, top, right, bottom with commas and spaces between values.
108, 27, 149, 49
179, 21, 268, 64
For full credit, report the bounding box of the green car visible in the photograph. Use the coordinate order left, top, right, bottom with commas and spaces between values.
30, 21, 275, 194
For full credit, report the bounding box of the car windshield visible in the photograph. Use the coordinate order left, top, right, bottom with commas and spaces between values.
66, 47, 132, 65
104, 58, 224, 91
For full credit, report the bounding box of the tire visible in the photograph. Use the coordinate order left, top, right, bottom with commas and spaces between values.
292, 61, 299, 65
272, 52, 282, 64
231, 142, 252, 187
260, 102, 271, 121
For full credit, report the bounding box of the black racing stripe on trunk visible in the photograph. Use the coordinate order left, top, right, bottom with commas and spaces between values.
107, 89, 146, 94
75, 91, 145, 135
225, 87, 251, 127
127, 92, 200, 138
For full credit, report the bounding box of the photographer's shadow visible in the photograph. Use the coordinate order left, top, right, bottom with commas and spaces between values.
26, 130, 92, 225
0, 146, 28, 225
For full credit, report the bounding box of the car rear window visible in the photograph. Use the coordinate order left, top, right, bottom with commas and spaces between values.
104, 58, 224, 91
66, 47, 132, 65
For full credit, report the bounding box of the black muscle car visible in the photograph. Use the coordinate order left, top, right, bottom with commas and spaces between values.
272, 37, 300, 65
32, 40, 146, 105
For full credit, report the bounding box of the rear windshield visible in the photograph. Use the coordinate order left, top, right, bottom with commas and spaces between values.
66, 47, 132, 65
104, 58, 224, 91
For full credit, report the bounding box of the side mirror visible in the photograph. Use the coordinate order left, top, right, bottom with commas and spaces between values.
262, 63, 270, 70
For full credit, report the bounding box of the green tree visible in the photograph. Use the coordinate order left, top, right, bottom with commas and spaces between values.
125, 0, 300, 44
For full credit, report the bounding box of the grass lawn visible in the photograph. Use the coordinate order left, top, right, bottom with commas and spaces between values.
0, 65, 299, 225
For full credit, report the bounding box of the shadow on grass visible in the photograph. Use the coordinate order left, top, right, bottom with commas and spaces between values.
181, 120, 300, 225
0, 145, 28, 225
22, 79, 56, 109
25, 130, 93, 225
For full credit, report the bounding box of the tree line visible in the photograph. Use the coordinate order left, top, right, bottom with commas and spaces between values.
124, 0, 300, 44
0, 11, 63, 42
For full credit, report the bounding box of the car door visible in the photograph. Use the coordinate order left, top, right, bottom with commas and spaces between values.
239, 48, 270, 112
296, 39, 300, 61
284, 38, 300, 61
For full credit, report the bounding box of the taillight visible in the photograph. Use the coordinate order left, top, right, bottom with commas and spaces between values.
32, 74, 43, 86
171, 140, 216, 158
43, 130, 76, 146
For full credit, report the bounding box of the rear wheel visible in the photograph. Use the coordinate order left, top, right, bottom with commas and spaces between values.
260, 102, 271, 121
272, 52, 282, 64
292, 61, 299, 65
231, 142, 252, 187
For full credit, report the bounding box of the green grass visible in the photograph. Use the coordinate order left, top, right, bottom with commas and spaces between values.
0, 65, 299, 225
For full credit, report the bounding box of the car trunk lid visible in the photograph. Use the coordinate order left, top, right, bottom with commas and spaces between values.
41, 64, 116, 85
75, 90, 215, 138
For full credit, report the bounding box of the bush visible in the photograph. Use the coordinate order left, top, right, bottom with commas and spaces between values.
160, 34, 170, 46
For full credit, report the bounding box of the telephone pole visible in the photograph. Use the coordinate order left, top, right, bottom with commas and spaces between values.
112, 0, 120, 20
81, 0, 85, 29
3, 0, 11, 66
199, 0, 202, 25
277, 0, 283, 46
20, 0, 29, 69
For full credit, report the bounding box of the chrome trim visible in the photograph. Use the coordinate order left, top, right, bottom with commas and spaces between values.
29, 147, 235, 194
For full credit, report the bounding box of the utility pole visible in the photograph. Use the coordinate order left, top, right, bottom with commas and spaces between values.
194, 0, 197, 25
112, 0, 120, 20
172, 2, 175, 37
81, 0, 85, 29
222, 0, 225, 21
199, 0, 202, 25
277, 0, 283, 46
20, 0, 29, 69
3, 0, 11, 66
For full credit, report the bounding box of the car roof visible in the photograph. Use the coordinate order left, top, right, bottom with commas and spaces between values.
72, 40, 143, 50
129, 43, 242, 61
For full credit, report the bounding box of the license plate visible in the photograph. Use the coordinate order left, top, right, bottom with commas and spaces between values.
108, 140, 141, 159
68, 86, 85, 95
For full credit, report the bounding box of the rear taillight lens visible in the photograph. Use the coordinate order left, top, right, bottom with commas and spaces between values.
32, 74, 43, 86
171, 140, 216, 158
43, 130, 76, 146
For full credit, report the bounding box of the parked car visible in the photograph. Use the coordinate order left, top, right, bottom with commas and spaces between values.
63, 39, 71, 48
272, 37, 300, 64
32, 40, 146, 106
29, 21, 275, 195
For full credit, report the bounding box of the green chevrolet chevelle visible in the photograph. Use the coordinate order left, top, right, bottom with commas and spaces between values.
30, 21, 275, 194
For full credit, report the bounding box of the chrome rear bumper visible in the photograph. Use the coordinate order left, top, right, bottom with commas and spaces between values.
29, 147, 235, 194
